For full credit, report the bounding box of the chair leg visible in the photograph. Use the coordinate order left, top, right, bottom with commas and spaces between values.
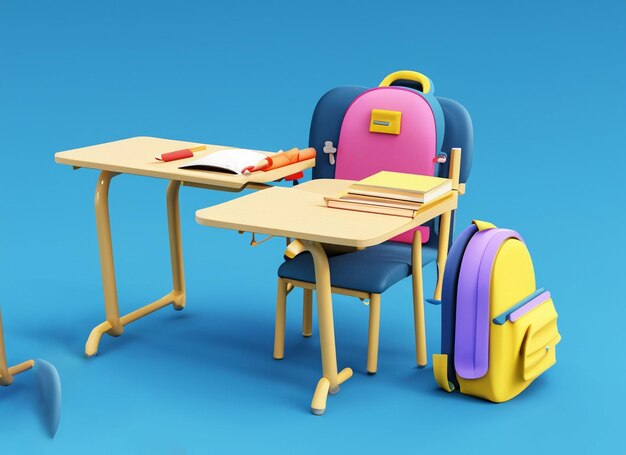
367, 294, 381, 374
412, 231, 427, 367
302, 288, 313, 337
274, 277, 288, 360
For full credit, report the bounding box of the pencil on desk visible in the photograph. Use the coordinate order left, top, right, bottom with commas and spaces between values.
242, 147, 316, 174
156, 145, 207, 162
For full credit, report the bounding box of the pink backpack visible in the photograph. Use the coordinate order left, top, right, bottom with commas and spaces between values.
334, 71, 445, 243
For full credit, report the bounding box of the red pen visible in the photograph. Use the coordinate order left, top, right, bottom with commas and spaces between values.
156, 145, 207, 162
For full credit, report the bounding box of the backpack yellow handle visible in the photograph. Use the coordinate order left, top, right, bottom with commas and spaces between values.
473, 220, 497, 231
379, 70, 432, 94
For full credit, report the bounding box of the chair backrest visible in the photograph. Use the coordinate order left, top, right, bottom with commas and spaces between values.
309, 72, 473, 246
435, 97, 473, 184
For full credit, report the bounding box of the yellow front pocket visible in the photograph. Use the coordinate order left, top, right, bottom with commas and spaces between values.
520, 300, 561, 381
457, 291, 560, 402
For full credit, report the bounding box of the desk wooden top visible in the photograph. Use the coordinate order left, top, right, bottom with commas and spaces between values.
195, 179, 458, 248
55, 136, 315, 191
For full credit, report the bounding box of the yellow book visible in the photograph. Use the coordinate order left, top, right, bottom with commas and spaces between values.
324, 193, 422, 210
348, 171, 452, 203
325, 199, 417, 218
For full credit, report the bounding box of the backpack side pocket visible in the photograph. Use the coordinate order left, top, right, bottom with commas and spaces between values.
518, 297, 561, 381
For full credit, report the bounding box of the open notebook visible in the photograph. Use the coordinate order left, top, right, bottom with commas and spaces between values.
179, 149, 267, 175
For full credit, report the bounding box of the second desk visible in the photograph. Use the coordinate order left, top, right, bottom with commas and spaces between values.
195, 169, 460, 414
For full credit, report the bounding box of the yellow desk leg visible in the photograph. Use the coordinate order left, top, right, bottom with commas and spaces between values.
412, 231, 427, 367
0, 306, 35, 386
434, 147, 461, 300
310, 378, 330, 415
94, 171, 123, 338
302, 288, 313, 337
302, 241, 352, 416
273, 277, 288, 360
0, 306, 12, 386
85, 174, 187, 357
366, 294, 381, 374
434, 210, 452, 301
167, 180, 186, 310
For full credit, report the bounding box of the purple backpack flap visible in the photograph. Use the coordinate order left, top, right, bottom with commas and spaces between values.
454, 227, 526, 379
335, 85, 441, 244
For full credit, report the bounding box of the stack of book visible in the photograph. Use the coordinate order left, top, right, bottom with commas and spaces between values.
324, 171, 452, 218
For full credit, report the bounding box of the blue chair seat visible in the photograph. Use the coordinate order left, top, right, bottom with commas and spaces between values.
278, 241, 438, 294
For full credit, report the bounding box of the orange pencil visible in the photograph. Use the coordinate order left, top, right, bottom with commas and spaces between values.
242, 147, 316, 174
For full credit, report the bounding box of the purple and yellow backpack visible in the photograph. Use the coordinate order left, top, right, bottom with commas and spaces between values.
433, 220, 562, 402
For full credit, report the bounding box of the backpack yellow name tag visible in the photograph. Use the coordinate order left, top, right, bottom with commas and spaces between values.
370, 109, 402, 135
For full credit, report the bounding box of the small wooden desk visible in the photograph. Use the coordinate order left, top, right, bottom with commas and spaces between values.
55, 136, 315, 356
195, 177, 459, 414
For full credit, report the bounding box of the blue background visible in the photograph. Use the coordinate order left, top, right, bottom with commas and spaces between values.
1, 0, 624, 452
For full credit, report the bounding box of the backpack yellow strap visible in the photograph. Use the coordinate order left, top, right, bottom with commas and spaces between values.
433, 354, 455, 392
472, 220, 497, 231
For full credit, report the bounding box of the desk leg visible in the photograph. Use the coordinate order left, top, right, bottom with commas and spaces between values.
302, 289, 313, 337
167, 180, 186, 310
0, 306, 35, 386
412, 231, 427, 367
303, 241, 352, 416
85, 174, 186, 357
0, 306, 13, 386
434, 211, 452, 301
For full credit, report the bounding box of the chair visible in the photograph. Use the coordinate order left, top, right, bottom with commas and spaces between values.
273, 74, 473, 373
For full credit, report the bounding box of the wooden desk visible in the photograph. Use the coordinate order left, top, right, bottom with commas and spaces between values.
55, 136, 313, 191
55, 136, 315, 356
195, 176, 459, 415
196, 179, 457, 247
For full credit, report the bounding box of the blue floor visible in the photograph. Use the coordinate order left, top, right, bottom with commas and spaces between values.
1, 1, 625, 453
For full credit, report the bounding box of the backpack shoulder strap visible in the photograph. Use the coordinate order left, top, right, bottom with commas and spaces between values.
433, 223, 479, 391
